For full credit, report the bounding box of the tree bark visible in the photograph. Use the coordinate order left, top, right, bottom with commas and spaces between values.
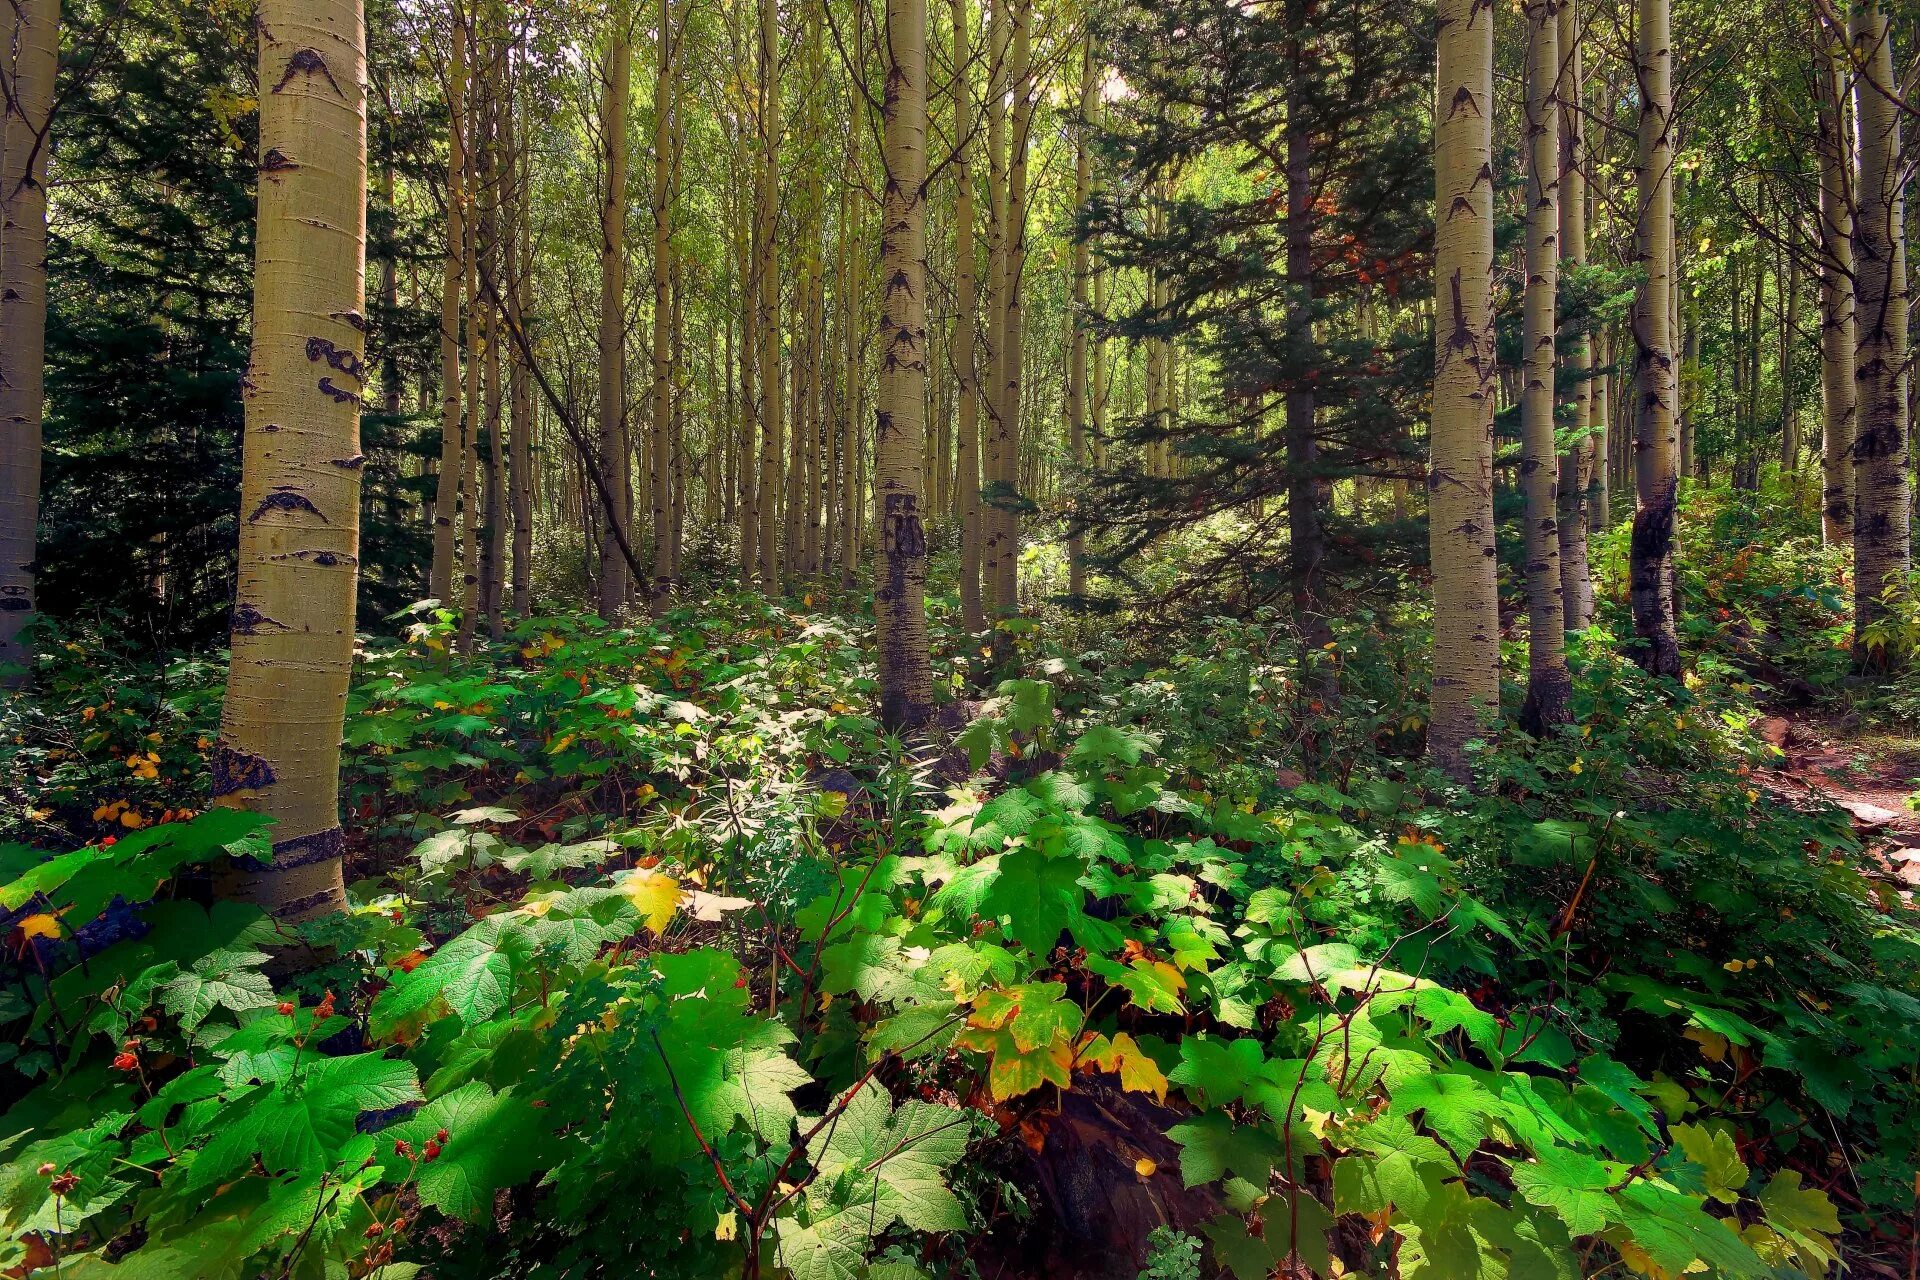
1629, 0, 1681, 677
0, 0, 58, 682
953, 0, 984, 628
216, 0, 368, 922
755, 0, 784, 590
1520, 0, 1570, 731
1427, 0, 1501, 781
650, 0, 676, 611
1066, 32, 1093, 602
1556, 0, 1592, 629
429, 11, 467, 608
597, 10, 633, 620
875, 0, 933, 730
991, 0, 1031, 623
1850, 0, 1910, 664
1818, 39, 1855, 548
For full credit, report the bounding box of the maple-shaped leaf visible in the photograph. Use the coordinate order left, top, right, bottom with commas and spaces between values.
1086, 954, 1186, 1014
1025, 770, 1094, 812
383, 1083, 543, 1222
1077, 1031, 1169, 1102
1508, 1144, 1620, 1236
612, 866, 683, 934
770, 1201, 870, 1280
1333, 1115, 1454, 1215
806, 1080, 969, 1233
1067, 723, 1158, 767
1199, 1196, 1331, 1280
1168, 1110, 1282, 1187
954, 982, 1083, 1100
188, 1053, 421, 1191
372, 917, 537, 1033
1168, 1034, 1267, 1107
1612, 1180, 1764, 1276
1389, 1070, 1505, 1162
978, 847, 1086, 954
820, 932, 910, 1001
1669, 1122, 1747, 1205
1751, 1169, 1841, 1273
159, 948, 275, 1034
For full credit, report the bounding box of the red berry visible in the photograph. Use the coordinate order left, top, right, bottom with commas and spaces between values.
277, 1001, 295, 1016
112, 1051, 138, 1072
434, 1129, 449, 1144
422, 1140, 443, 1162
393, 1139, 413, 1158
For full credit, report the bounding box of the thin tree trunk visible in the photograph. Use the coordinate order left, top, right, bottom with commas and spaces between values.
1284, 5, 1325, 643
216, 0, 368, 922
1520, 0, 1570, 730
650, 0, 675, 611
952, 0, 984, 628
597, 10, 633, 620
430, 13, 468, 607
1629, 0, 1681, 677
1557, 0, 1593, 627
506, 57, 534, 615
992, 0, 1030, 624
0, 0, 57, 681
980, 0, 1009, 618
1818, 39, 1855, 547
1427, 0, 1501, 781
755, 0, 784, 590
875, 0, 932, 728
1851, 0, 1910, 663
1066, 32, 1093, 602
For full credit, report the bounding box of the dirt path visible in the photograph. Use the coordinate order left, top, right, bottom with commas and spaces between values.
1762, 711, 1920, 892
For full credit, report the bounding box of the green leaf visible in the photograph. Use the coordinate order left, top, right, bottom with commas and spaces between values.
1508, 1145, 1618, 1236
159, 948, 275, 1034
384, 1083, 543, 1222
1671, 1122, 1746, 1205
188, 1053, 421, 1191
1168, 1110, 1281, 1188
806, 1080, 969, 1233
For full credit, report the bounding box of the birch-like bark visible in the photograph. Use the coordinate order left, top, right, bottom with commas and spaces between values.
1066, 32, 1093, 601
1629, 0, 1681, 677
429, 13, 468, 607
0, 0, 57, 681
1555, 0, 1593, 629
1520, 0, 1570, 730
875, 0, 933, 729
952, 0, 984, 628
1851, 0, 1909, 661
1818, 41, 1855, 547
216, 0, 368, 922
755, 0, 785, 589
650, 0, 675, 611
1427, 0, 1500, 781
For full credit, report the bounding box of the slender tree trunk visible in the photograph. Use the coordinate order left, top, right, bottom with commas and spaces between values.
953, 0, 984, 628
649, 0, 675, 612
1556, 0, 1593, 628
216, 0, 368, 922
1065, 34, 1094, 602
1851, 0, 1910, 663
1629, 0, 1681, 677
1780, 246, 1801, 468
755, 0, 784, 590
476, 30, 506, 640
597, 11, 633, 620
1427, 0, 1501, 781
505, 59, 534, 614
980, 0, 1009, 618
991, 0, 1031, 623
457, 97, 482, 649
1520, 0, 1570, 730
430, 13, 468, 607
736, 111, 759, 579
0, 0, 57, 681
875, 0, 933, 729
1818, 40, 1855, 547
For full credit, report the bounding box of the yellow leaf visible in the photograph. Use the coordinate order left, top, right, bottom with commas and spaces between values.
715, 1211, 737, 1242
616, 868, 683, 934
18, 914, 61, 941
1134, 1157, 1157, 1179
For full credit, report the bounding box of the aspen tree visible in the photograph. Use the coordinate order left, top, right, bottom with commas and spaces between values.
1592, 328, 1610, 528
843, 104, 868, 587
0, 0, 57, 682
1628, 0, 1680, 677
506, 59, 535, 613
990, 0, 1032, 620
735, 100, 759, 579
457, 76, 483, 650
875, 0, 933, 729
650, 0, 675, 612
980, 0, 1010, 615
598, 8, 634, 620
1519, 0, 1570, 730
1555, 0, 1593, 628
476, 21, 507, 640
755, 0, 784, 589
1850, 0, 1909, 662
430, 12, 468, 607
952, 0, 985, 629
216, 0, 368, 921
1427, 0, 1500, 782
1066, 30, 1093, 601
1817, 40, 1854, 548
1282, 0, 1323, 636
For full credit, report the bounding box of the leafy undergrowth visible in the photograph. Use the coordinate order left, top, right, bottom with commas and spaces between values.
2, 599, 1914, 1279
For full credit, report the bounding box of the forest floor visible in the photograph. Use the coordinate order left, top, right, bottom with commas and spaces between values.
1764, 710, 1920, 897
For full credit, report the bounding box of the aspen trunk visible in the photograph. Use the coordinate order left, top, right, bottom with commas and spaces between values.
1284, 11, 1324, 639
457, 98, 482, 650
430, 14, 468, 607
1066, 32, 1093, 602
1629, 0, 1681, 677
1556, 0, 1593, 629
597, 13, 633, 620
991, 0, 1030, 621
1851, 0, 1910, 662
755, 0, 784, 590
650, 0, 675, 612
505, 61, 534, 614
952, 0, 984, 627
476, 32, 506, 640
216, 0, 368, 922
875, 0, 933, 729
736, 112, 759, 579
980, 0, 1010, 618
1818, 41, 1855, 547
1519, 0, 1570, 731
843, 110, 867, 588
1427, 0, 1501, 782
1592, 327, 1610, 530
0, 0, 57, 681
